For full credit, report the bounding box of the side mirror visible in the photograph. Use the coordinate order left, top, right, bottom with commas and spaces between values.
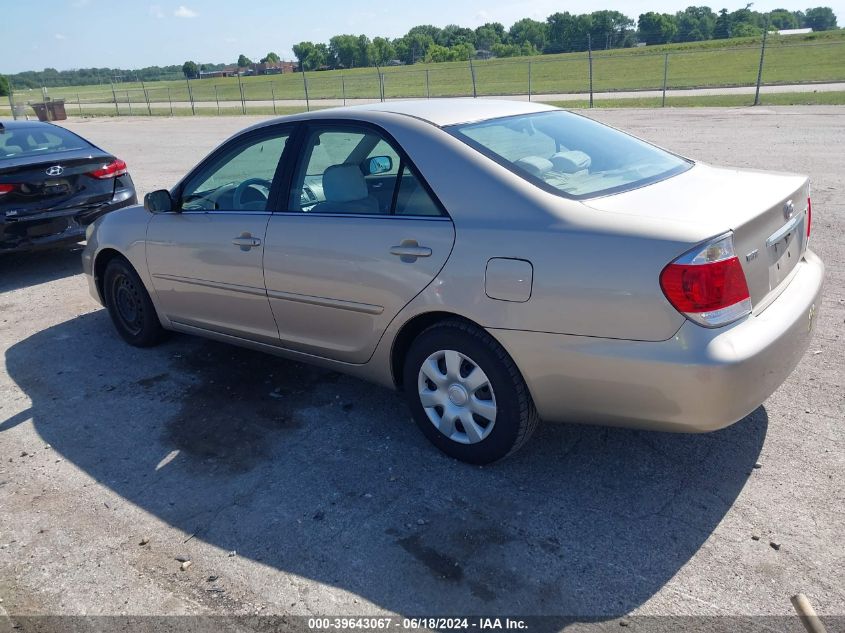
144, 189, 175, 213
366, 155, 393, 175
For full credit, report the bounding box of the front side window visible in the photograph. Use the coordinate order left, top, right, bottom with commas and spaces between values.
181, 130, 289, 212
447, 111, 690, 199
291, 125, 442, 217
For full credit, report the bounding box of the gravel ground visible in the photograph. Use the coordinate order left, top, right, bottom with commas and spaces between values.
0, 107, 843, 631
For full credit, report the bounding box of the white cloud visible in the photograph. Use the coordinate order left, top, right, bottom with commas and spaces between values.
173, 5, 198, 18
55, 33, 66, 40
149, 4, 164, 18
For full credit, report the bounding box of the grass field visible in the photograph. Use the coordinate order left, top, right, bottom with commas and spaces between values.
9, 29, 845, 110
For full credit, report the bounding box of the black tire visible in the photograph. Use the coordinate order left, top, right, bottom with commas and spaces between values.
102, 257, 166, 347
403, 319, 539, 464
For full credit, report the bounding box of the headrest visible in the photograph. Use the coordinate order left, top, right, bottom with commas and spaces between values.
515, 156, 553, 177
551, 150, 591, 173
323, 164, 368, 202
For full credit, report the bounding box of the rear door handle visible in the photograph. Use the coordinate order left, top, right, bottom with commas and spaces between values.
232, 233, 261, 250
390, 240, 432, 262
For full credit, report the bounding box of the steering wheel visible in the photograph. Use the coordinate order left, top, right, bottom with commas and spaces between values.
233, 178, 272, 209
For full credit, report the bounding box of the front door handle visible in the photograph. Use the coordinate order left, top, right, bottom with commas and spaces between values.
232, 233, 261, 251
390, 240, 432, 262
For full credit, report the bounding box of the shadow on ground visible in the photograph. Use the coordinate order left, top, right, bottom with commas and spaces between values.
0, 246, 84, 293
3, 311, 767, 626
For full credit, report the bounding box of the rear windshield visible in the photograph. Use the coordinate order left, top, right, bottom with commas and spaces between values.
0, 126, 92, 160
446, 110, 690, 199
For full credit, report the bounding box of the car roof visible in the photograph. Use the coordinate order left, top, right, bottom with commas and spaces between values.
328, 98, 557, 127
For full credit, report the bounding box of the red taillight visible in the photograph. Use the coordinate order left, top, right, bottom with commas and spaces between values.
0, 184, 15, 195
87, 158, 127, 179
660, 234, 752, 328
806, 197, 812, 238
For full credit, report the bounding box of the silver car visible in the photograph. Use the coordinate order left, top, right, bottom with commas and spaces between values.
82, 100, 824, 464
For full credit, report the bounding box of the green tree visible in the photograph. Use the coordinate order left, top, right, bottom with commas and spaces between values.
509, 18, 548, 50
589, 10, 635, 49
260, 52, 281, 64
371, 37, 395, 64
237, 54, 252, 68
675, 6, 717, 42
803, 6, 838, 30
546, 12, 591, 53
329, 34, 361, 67
292, 42, 327, 71
474, 22, 505, 50
732, 22, 762, 36
714, 8, 732, 38
767, 9, 800, 30
638, 12, 678, 44
181, 60, 199, 79
0, 75, 10, 97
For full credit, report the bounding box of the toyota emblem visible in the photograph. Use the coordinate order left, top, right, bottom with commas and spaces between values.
46, 165, 64, 177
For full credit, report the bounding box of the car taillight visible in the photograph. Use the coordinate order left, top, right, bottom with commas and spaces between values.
806, 197, 812, 240
0, 184, 15, 195
660, 233, 752, 328
88, 158, 127, 179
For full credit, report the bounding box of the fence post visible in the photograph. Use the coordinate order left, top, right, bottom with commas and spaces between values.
469, 58, 477, 98
77, 92, 82, 116
588, 33, 594, 108
302, 70, 310, 112
111, 81, 119, 116
425, 69, 430, 98
375, 65, 384, 102
341, 74, 346, 106
9, 78, 18, 120
127, 91, 132, 116
141, 80, 152, 116
186, 78, 196, 115
214, 85, 219, 115
662, 53, 669, 107
528, 61, 532, 101
754, 27, 768, 106
237, 74, 246, 114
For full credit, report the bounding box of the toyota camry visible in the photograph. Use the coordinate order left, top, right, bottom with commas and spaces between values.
82, 100, 824, 464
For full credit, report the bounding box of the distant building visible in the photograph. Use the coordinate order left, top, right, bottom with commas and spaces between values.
770, 28, 813, 35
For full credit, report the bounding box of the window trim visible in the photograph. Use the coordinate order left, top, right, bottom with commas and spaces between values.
445, 111, 693, 201
171, 123, 296, 214
281, 119, 449, 219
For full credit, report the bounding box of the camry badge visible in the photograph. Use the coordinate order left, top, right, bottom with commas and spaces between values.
746, 249, 759, 262
46, 165, 64, 176
783, 199, 795, 219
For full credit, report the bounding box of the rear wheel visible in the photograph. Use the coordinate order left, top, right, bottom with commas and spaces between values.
403, 320, 539, 464
103, 257, 165, 347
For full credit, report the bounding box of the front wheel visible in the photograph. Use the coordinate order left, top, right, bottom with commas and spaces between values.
403, 320, 539, 464
103, 257, 166, 347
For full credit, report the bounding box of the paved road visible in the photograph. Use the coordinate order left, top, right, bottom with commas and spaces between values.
0, 108, 843, 630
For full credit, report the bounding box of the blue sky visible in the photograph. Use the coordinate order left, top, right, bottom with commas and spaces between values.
2, 0, 842, 73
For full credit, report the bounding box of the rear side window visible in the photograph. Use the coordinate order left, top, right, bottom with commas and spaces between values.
0, 126, 91, 160
447, 110, 690, 199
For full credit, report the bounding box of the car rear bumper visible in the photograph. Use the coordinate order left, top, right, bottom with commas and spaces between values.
491, 249, 825, 432
1, 189, 136, 253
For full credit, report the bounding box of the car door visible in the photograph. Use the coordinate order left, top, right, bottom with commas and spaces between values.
263, 122, 455, 363
146, 125, 292, 344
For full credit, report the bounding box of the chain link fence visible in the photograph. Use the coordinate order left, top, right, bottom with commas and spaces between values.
5, 37, 845, 119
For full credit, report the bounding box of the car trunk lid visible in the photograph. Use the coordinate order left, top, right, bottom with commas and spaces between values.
0, 150, 117, 217
583, 163, 810, 312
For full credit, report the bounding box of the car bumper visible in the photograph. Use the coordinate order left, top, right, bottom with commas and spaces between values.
1, 190, 136, 253
491, 250, 825, 432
